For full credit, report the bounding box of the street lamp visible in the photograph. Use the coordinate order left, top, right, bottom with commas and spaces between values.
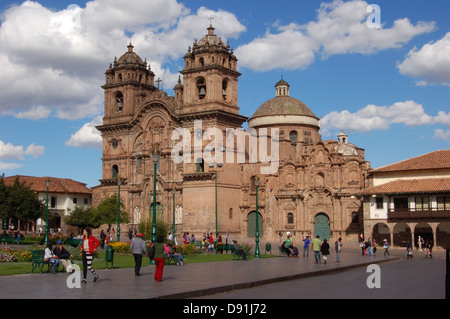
150, 144, 160, 265
172, 186, 176, 245
117, 178, 122, 242
209, 162, 223, 238
44, 179, 50, 245
254, 176, 261, 258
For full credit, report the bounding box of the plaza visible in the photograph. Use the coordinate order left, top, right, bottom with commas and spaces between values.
0, 245, 447, 300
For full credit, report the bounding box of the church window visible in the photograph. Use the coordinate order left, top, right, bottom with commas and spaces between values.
199, 57, 204, 67
304, 131, 312, 144
112, 139, 118, 148
196, 77, 206, 100
115, 92, 124, 112
229, 208, 233, 219
289, 131, 297, 142
112, 165, 119, 179
351, 212, 359, 224
287, 213, 294, 224
196, 158, 204, 172
222, 78, 228, 99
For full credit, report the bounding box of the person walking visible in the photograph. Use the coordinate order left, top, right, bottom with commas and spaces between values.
312, 235, 322, 264
321, 239, 330, 264
81, 228, 100, 284
335, 237, 342, 263
130, 233, 147, 276
383, 239, 390, 256
153, 235, 170, 282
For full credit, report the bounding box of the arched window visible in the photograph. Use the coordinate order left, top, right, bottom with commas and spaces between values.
196, 158, 204, 172
115, 92, 123, 112
222, 78, 228, 99
196, 77, 206, 100
287, 213, 294, 224
351, 212, 359, 224
289, 131, 297, 142
112, 165, 119, 179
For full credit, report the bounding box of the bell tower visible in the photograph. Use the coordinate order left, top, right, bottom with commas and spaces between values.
102, 43, 156, 126
180, 25, 241, 115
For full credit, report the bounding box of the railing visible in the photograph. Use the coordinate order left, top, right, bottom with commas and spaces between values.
388, 208, 450, 219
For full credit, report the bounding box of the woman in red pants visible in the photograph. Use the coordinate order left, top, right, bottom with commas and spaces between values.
153, 235, 170, 281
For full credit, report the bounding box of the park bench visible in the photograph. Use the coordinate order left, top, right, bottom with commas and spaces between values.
30, 249, 74, 273
278, 246, 289, 257
215, 243, 232, 254
30, 250, 52, 273
1, 236, 15, 244
231, 245, 249, 260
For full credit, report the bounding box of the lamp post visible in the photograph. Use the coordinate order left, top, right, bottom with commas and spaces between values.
209, 162, 222, 238
150, 144, 160, 265
117, 178, 121, 242
44, 179, 50, 245
172, 186, 176, 244
254, 176, 261, 258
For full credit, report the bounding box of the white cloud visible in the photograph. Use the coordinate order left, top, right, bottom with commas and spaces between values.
65, 116, 103, 149
434, 129, 450, 141
320, 100, 437, 135
236, 0, 436, 71
0, 140, 45, 160
0, 1, 246, 121
397, 32, 450, 86
0, 161, 23, 170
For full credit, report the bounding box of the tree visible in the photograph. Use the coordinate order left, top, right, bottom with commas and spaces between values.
91, 194, 129, 230
0, 176, 44, 231
65, 206, 97, 234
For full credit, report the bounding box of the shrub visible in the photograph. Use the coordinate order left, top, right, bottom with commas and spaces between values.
176, 243, 197, 256
110, 241, 131, 253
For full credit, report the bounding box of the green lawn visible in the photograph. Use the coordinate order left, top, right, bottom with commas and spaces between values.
0, 251, 278, 276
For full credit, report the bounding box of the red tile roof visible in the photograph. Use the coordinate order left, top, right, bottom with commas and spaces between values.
354, 178, 450, 196
371, 149, 450, 173
2, 175, 92, 195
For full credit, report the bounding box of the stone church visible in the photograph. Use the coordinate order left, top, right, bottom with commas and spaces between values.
93, 25, 371, 243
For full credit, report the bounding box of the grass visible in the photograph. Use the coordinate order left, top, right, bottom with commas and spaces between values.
0, 250, 279, 276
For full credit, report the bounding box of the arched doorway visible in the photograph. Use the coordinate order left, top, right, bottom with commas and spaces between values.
414, 223, 433, 249
393, 223, 412, 246
372, 223, 390, 246
314, 213, 330, 240
247, 211, 263, 238
437, 222, 450, 248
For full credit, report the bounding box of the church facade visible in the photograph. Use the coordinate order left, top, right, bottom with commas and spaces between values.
93, 25, 371, 243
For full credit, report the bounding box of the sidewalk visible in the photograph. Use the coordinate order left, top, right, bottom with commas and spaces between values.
0, 248, 402, 299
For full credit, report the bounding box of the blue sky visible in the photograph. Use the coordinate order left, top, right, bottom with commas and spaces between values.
0, 0, 449, 189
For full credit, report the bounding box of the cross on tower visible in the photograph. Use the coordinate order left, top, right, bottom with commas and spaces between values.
155, 77, 162, 89
209, 15, 214, 26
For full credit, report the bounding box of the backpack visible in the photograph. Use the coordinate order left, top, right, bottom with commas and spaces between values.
148, 244, 155, 260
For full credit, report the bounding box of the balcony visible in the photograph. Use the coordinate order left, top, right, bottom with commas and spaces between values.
388, 208, 450, 219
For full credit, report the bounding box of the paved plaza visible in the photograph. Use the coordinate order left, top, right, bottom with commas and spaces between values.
1, 245, 447, 301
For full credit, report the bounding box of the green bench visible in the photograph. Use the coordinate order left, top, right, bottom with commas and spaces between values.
279, 246, 289, 256
30, 249, 74, 273
215, 243, 233, 254
30, 250, 52, 273
1, 236, 15, 244
231, 245, 249, 260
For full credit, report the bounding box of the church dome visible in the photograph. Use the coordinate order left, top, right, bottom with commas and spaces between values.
248, 78, 320, 129
116, 43, 145, 66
